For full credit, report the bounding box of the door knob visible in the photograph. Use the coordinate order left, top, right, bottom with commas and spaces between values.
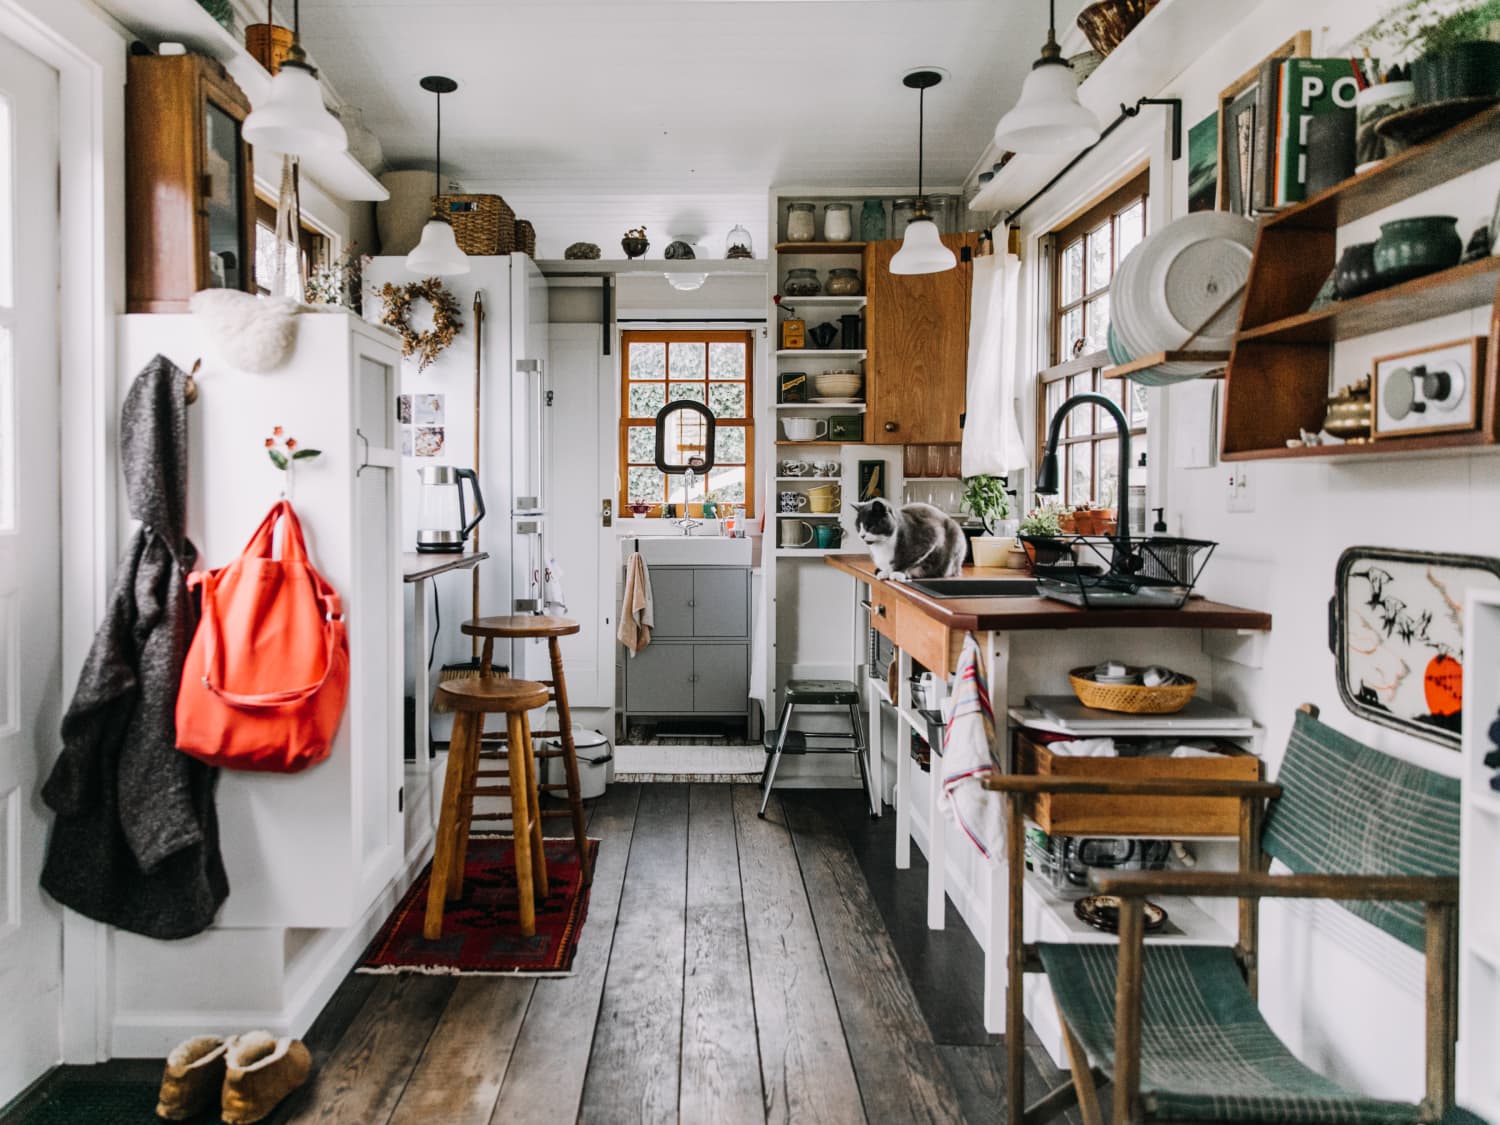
884, 421, 899, 433
601, 498, 613, 527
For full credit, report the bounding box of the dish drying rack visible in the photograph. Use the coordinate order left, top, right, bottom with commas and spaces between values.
1020, 535, 1217, 609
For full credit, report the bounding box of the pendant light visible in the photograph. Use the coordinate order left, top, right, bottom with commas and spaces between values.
889, 68, 956, 277
406, 76, 470, 277
242, 0, 347, 155
991, 0, 1101, 155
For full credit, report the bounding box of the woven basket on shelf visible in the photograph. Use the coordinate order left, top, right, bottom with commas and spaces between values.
1068, 667, 1197, 714
435, 193, 516, 255
515, 219, 536, 256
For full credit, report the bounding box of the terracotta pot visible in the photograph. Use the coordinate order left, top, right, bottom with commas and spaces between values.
1076, 0, 1160, 57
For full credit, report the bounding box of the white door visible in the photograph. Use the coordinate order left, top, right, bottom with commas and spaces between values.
0, 33, 62, 1106
547, 325, 613, 707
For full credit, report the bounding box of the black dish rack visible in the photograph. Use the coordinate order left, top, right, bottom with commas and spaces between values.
1019, 535, 1217, 609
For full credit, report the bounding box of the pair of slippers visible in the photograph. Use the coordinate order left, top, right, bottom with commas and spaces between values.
156, 1032, 311, 1124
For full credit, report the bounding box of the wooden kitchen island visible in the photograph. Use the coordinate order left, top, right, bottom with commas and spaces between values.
824, 554, 1272, 1034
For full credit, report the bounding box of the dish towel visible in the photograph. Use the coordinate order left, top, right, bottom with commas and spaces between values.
940, 633, 1005, 860
962, 250, 1029, 478
617, 552, 654, 655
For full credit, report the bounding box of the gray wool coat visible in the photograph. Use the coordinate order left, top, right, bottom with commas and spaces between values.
40, 354, 229, 939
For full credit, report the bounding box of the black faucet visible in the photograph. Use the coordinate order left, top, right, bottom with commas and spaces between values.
1036, 392, 1133, 564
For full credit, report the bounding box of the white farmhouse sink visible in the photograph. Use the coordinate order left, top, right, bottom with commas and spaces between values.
628, 535, 753, 567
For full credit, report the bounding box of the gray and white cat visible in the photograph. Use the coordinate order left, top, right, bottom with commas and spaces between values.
852, 498, 965, 581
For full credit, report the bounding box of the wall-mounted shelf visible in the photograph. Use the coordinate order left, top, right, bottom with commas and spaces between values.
776, 349, 867, 359
1102, 351, 1229, 381
538, 258, 768, 278
1221, 103, 1500, 462
774, 475, 840, 482
775, 547, 863, 558
96, 0, 388, 202
777, 296, 867, 307
775, 403, 866, 412
775, 242, 867, 255
775, 440, 844, 447
774, 512, 841, 519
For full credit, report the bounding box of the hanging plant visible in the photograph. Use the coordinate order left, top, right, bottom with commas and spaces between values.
379, 278, 463, 372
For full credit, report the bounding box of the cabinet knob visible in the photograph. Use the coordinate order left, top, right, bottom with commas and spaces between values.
688, 673, 699, 683
884, 421, 899, 433
687, 599, 696, 608
874, 604, 887, 618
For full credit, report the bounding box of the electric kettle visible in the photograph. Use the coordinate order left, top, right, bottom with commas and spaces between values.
415, 465, 486, 553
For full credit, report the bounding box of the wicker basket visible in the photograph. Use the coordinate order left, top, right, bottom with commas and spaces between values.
515, 219, 536, 257
1068, 667, 1197, 714
435, 193, 516, 255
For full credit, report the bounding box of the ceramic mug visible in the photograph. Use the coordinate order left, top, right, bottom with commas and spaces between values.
807, 483, 840, 513
779, 459, 810, 476
778, 519, 814, 548
813, 523, 843, 549
814, 460, 841, 476
783, 417, 829, 442
778, 491, 810, 513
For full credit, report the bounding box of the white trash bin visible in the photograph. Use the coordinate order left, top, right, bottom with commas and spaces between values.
543, 728, 614, 800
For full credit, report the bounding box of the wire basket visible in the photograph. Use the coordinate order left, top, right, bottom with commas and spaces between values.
1020, 534, 1216, 610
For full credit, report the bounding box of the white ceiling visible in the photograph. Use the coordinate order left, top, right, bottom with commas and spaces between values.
300, 0, 1090, 195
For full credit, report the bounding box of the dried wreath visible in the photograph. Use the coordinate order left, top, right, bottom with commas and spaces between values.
379, 277, 463, 371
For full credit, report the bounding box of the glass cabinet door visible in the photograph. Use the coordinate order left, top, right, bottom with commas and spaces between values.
203, 98, 244, 290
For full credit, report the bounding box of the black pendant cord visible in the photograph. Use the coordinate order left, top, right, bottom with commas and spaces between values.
292, 0, 299, 40
916, 85, 925, 201
434, 90, 442, 199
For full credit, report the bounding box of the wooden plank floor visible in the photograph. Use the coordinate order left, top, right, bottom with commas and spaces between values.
27, 783, 1082, 1125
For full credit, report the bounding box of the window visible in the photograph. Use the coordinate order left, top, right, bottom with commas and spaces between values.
254, 196, 329, 300
621, 330, 754, 516
1038, 171, 1149, 510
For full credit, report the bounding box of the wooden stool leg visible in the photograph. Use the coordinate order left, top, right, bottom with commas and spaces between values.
424, 711, 476, 940
506, 712, 537, 938
548, 636, 594, 885
521, 715, 549, 899
449, 715, 482, 901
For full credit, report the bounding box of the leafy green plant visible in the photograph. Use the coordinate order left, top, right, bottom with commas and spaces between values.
1019, 504, 1063, 537
1355, 0, 1500, 60
961, 474, 1011, 532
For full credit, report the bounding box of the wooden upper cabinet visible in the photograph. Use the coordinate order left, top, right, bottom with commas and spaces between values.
127, 54, 256, 313
866, 233, 977, 445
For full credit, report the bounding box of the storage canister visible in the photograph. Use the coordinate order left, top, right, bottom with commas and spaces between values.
825, 267, 863, 296
824, 202, 853, 242
891, 198, 916, 238
861, 199, 887, 241
786, 202, 817, 242
783, 268, 821, 297
543, 728, 614, 800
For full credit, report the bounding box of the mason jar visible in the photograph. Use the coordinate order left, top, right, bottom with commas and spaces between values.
823, 203, 853, 242
783, 268, 821, 297
891, 198, 916, 238
786, 202, 816, 242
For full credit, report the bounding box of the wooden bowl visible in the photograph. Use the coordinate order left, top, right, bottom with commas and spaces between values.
1076, 0, 1159, 57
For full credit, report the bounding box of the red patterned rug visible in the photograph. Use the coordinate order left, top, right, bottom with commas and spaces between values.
358, 835, 599, 976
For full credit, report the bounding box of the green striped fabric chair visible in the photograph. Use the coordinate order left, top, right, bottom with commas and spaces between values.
1038, 706, 1462, 1125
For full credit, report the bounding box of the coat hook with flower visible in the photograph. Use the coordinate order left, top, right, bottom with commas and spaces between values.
266, 426, 322, 471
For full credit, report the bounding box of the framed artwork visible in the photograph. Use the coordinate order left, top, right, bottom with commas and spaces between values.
1216, 31, 1310, 215
1331, 546, 1500, 748
1372, 337, 1484, 439
1187, 112, 1219, 213
857, 460, 885, 501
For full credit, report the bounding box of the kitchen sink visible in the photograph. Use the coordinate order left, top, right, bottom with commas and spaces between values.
907, 578, 1039, 599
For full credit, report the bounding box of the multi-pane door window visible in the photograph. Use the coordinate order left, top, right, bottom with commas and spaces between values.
1039, 171, 1149, 509
621, 330, 754, 515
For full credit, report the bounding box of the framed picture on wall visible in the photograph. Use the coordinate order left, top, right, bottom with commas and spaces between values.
857, 460, 885, 501
1216, 31, 1311, 215
1331, 547, 1500, 748
1372, 337, 1484, 439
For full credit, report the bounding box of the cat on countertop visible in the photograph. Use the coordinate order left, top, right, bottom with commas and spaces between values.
852, 498, 965, 582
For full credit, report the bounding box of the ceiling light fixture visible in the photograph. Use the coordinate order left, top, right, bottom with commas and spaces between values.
991, 0, 1101, 155
889, 68, 956, 277
242, 0, 347, 155
405, 76, 470, 277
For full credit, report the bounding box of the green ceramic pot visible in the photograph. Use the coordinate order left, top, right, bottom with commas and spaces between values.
1373, 216, 1462, 285
1412, 42, 1500, 104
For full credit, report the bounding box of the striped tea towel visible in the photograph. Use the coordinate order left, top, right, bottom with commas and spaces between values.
940, 633, 1005, 860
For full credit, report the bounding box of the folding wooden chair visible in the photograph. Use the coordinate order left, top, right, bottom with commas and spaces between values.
984, 704, 1461, 1125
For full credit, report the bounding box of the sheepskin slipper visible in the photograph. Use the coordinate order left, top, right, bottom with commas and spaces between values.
155, 1034, 227, 1120
187, 289, 300, 374
220, 1031, 313, 1125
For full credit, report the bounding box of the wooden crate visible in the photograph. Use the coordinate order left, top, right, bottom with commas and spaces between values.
1014, 729, 1260, 837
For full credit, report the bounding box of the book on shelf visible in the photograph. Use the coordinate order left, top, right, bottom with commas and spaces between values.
1250, 55, 1288, 215
1273, 58, 1365, 207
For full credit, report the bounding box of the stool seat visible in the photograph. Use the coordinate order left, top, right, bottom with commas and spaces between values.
463, 614, 580, 639
437, 676, 550, 714
785, 678, 861, 705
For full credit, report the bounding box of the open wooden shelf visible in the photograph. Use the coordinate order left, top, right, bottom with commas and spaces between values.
775, 242, 867, 255
1237, 257, 1500, 345
1102, 350, 1229, 381
1222, 102, 1500, 463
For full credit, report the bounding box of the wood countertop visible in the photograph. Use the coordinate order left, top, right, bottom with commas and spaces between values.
825, 554, 1271, 633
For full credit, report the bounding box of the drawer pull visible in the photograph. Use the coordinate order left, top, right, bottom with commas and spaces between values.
883, 421, 899, 433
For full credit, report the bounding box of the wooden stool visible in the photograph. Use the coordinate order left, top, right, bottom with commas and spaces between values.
425, 677, 551, 940
461, 614, 593, 885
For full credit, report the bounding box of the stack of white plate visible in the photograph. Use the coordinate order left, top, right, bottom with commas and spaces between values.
1108, 212, 1257, 386
813, 370, 864, 401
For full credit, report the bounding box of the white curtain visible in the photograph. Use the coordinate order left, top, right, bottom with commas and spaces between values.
961, 250, 1028, 479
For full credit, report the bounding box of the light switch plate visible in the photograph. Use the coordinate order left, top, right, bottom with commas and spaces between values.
1226, 465, 1254, 513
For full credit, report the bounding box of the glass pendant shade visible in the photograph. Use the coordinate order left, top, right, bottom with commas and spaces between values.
889, 216, 955, 276
406, 217, 470, 276
992, 59, 1100, 155
666, 272, 708, 291
243, 62, 348, 155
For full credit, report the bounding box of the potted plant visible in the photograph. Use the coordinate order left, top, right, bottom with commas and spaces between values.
1356, 0, 1500, 103
1018, 505, 1069, 571
962, 475, 1016, 566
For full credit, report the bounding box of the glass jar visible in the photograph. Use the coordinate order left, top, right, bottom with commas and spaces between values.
825, 268, 863, 296
861, 199, 887, 242
783, 268, 821, 297
786, 202, 816, 242
725, 224, 753, 259
824, 203, 853, 242
891, 198, 916, 238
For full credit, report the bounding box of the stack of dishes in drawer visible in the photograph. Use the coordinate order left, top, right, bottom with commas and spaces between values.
1108, 211, 1257, 385
813, 369, 863, 402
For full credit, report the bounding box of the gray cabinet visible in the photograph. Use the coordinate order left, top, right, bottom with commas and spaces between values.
621, 565, 751, 728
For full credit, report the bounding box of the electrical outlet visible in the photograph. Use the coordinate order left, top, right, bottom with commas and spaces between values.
1226, 465, 1254, 513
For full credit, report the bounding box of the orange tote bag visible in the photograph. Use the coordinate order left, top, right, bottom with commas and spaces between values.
176, 500, 349, 772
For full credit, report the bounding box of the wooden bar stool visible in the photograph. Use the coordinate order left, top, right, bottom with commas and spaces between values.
461, 614, 593, 885
425, 676, 551, 940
